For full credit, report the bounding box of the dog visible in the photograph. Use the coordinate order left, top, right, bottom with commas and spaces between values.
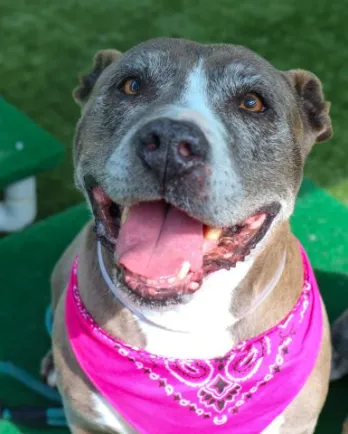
41, 38, 333, 433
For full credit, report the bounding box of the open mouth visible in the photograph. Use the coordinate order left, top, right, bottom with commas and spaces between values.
90, 186, 280, 302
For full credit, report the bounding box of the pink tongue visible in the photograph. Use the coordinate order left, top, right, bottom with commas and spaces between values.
116, 202, 203, 279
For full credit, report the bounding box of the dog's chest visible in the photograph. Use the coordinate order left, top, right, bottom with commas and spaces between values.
139, 323, 234, 359
136, 260, 255, 359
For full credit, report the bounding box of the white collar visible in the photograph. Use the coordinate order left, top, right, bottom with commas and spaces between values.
97, 241, 286, 334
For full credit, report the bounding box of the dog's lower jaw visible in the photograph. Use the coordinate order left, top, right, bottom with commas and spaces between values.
89, 182, 281, 303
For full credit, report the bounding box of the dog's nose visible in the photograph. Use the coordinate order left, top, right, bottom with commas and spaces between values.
136, 118, 209, 182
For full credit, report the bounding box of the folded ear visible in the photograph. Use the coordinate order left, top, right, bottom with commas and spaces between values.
285, 69, 332, 148
73, 49, 122, 105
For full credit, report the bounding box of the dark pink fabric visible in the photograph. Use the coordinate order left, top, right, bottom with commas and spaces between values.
66, 246, 323, 433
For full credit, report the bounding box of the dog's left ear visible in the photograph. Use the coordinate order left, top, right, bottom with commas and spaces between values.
73, 49, 122, 106
285, 69, 332, 147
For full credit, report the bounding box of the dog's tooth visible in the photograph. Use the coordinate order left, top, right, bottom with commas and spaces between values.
177, 261, 191, 280
168, 277, 176, 284
121, 207, 129, 224
205, 227, 222, 241
148, 287, 157, 296
188, 282, 200, 291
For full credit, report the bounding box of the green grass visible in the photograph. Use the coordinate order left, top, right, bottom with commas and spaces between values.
1, 0, 348, 219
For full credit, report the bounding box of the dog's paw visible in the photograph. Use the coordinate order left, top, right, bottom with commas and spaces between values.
40, 350, 57, 388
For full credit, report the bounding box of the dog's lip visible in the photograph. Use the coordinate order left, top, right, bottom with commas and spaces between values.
88, 183, 280, 301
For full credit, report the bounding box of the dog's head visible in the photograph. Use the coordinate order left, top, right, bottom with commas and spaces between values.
73, 38, 332, 305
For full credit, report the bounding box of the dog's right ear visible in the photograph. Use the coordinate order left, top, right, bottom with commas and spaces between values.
73, 49, 122, 105
284, 69, 332, 149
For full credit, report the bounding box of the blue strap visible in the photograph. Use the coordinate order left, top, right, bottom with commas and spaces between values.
0, 361, 62, 403
45, 304, 54, 337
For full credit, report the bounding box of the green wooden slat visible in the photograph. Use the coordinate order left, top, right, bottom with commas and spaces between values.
0, 98, 65, 189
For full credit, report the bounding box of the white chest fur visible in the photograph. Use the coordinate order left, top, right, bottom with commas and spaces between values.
138, 258, 254, 359
91, 392, 136, 434
261, 414, 285, 434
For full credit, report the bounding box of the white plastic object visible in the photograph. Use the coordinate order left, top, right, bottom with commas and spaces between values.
0, 176, 37, 232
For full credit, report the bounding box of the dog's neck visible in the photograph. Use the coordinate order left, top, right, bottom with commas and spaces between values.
98, 240, 286, 332
78, 222, 303, 359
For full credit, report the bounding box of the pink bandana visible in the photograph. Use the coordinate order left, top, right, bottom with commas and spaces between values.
66, 245, 323, 433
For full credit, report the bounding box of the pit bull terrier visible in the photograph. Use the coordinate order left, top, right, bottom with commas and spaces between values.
41, 38, 333, 433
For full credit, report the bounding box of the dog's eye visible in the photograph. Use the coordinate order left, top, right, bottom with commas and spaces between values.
120, 78, 141, 95
239, 93, 265, 113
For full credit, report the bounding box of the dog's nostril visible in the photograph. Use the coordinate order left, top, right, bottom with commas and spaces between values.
178, 141, 194, 158
143, 133, 161, 151
145, 142, 157, 151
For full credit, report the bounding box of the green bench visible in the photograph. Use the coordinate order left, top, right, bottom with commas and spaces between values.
0, 98, 64, 232
0, 179, 347, 434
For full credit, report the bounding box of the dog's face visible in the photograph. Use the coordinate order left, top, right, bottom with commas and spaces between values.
73, 38, 332, 305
